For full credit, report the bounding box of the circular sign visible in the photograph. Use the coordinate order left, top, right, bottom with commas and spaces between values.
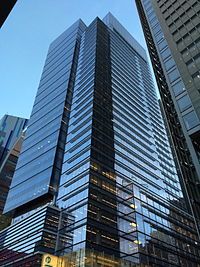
45, 256, 51, 263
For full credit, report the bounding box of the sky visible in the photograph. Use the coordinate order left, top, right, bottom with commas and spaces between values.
0, 0, 153, 119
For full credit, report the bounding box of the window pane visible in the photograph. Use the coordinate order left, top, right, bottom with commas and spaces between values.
172, 80, 185, 96
153, 24, 161, 35
155, 31, 164, 42
177, 95, 192, 112
158, 39, 167, 51
164, 57, 175, 71
183, 111, 199, 130
150, 18, 158, 27
161, 48, 171, 60
168, 68, 179, 83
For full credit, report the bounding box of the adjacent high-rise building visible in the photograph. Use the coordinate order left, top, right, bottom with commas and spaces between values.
0, 115, 27, 166
0, 115, 27, 230
1, 13, 200, 267
0, 0, 17, 28
135, 0, 200, 234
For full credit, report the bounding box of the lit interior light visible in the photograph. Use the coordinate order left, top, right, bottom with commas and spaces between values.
130, 222, 137, 227
134, 240, 142, 244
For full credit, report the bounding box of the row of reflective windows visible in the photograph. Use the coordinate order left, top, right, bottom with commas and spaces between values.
114, 100, 150, 136
17, 131, 59, 169
33, 88, 67, 119
22, 114, 61, 152
48, 23, 83, 53
42, 49, 74, 81
113, 110, 153, 145
114, 118, 154, 149
30, 92, 66, 126
5, 173, 50, 211
39, 56, 73, 88
65, 130, 92, 157
1, 207, 59, 263
33, 78, 68, 107
115, 142, 159, 172
113, 92, 148, 125
111, 61, 147, 103
46, 33, 77, 64
37, 67, 71, 96
115, 132, 157, 162
115, 155, 162, 188
111, 30, 147, 65
14, 145, 56, 180
111, 49, 147, 90
112, 77, 147, 113
25, 105, 64, 141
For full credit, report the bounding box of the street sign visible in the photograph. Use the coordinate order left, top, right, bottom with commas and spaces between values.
41, 254, 64, 267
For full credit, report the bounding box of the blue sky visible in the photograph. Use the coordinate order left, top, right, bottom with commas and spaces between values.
0, 0, 150, 119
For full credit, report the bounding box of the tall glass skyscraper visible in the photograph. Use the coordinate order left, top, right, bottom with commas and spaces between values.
135, 0, 200, 235
1, 13, 200, 267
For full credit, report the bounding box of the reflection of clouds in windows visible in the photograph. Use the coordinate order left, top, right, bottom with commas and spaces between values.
120, 238, 138, 254
73, 225, 86, 245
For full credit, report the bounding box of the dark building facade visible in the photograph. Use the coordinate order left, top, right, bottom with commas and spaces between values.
135, 0, 200, 235
0, 115, 27, 230
0, 0, 17, 28
1, 14, 200, 267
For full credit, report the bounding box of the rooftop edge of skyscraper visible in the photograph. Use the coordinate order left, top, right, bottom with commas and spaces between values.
49, 13, 147, 62
103, 12, 147, 61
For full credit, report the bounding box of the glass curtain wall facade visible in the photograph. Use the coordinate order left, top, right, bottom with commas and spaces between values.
1, 13, 200, 267
0, 204, 67, 266
4, 20, 86, 215
135, 0, 200, 233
